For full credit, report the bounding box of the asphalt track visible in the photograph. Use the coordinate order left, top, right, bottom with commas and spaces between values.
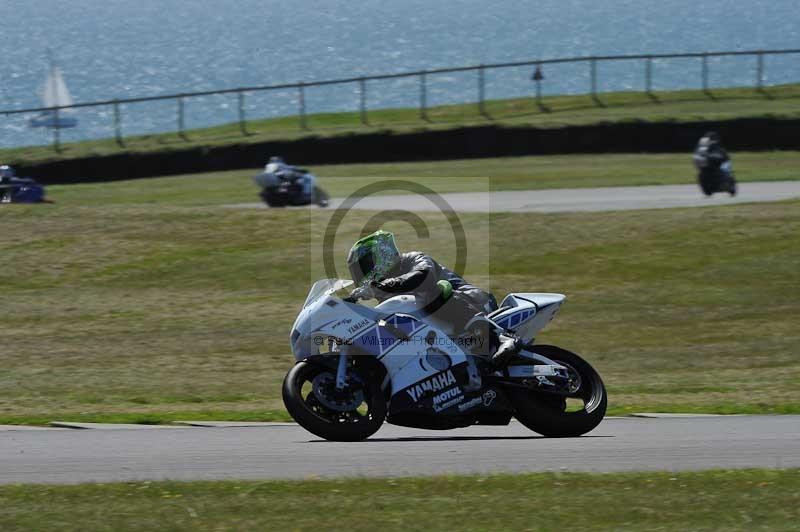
1, 416, 798, 484
232, 181, 800, 213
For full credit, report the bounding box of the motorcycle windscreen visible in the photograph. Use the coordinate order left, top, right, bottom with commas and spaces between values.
303, 279, 352, 308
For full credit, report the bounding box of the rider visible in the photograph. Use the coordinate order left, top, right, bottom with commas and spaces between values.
0, 165, 15, 182
263, 156, 290, 176
262, 156, 318, 204
693, 131, 735, 195
0, 165, 12, 202
346, 230, 522, 367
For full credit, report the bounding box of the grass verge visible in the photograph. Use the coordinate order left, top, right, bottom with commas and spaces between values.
2, 83, 799, 166
1, 160, 798, 423
43, 151, 800, 208
2, 469, 799, 531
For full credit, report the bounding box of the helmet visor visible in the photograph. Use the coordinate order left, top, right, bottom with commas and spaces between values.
349, 253, 375, 286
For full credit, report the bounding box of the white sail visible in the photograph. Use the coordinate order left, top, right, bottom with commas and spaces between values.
30, 55, 78, 128
38, 67, 73, 108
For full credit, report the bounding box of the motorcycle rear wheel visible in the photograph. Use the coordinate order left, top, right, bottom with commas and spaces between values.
282, 361, 386, 441
314, 186, 330, 207
727, 175, 737, 196
510, 345, 607, 437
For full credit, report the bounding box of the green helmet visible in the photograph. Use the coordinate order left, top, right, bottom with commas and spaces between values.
347, 230, 400, 287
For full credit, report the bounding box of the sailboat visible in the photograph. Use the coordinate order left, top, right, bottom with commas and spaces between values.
29, 51, 78, 129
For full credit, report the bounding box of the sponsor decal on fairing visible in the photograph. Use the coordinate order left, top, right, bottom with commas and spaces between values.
406, 370, 457, 402
331, 318, 353, 330
432, 387, 464, 412
347, 318, 370, 335
482, 389, 497, 406
457, 396, 483, 412
456, 390, 498, 412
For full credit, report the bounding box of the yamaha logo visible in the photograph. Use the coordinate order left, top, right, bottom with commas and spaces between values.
406, 370, 457, 402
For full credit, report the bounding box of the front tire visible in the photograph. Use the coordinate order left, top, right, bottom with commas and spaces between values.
698, 175, 714, 196
282, 361, 386, 441
261, 188, 287, 207
510, 345, 607, 437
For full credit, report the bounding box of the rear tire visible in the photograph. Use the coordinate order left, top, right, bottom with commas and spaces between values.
282, 361, 386, 441
728, 176, 737, 197
314, 186, 329, 207
510, 345, 607, 437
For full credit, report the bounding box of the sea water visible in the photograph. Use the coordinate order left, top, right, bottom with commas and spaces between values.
0, 0, 798, 148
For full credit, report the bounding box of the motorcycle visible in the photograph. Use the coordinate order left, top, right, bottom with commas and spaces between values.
0, 178, 50, 204
283, 279, 607, 441
693, 153, 737, 197
255, 169, 329, 208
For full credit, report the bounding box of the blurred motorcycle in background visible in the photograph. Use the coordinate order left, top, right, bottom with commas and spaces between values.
693, 132, 737, 197
254, 156, 329, 207
0, 165, 52, 204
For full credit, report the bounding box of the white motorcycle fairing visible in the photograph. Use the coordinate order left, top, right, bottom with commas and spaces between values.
290, 280, 569, 420
290, 281, 481, 415
490, 293, 566, 344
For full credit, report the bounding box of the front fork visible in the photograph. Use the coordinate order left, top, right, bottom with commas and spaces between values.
335, 353, 349, 390
334, 340, 349, 390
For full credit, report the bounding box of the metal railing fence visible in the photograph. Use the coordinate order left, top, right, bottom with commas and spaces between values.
3, 48, 798, 151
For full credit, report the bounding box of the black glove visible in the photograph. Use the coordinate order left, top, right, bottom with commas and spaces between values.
373, 277, 402, 292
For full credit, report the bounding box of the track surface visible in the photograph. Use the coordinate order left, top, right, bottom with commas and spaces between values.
233, 181, 800, 213
1, 416, 798, 484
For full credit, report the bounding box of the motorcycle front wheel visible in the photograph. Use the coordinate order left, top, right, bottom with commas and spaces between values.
697, 174, 714, 196
261, 188, 288, 207
282, 361, 386, 441
510, 345, 607, 437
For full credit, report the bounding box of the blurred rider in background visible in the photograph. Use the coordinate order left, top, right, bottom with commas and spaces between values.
693, 131, 736, 196
255, 156, 324, 206
0, 164, 15, 182
346, 230, 522, 368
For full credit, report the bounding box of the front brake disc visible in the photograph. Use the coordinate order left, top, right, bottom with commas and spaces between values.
311, 372, 364, 411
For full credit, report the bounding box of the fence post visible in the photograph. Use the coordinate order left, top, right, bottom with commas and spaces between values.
645, 55, 653, 94
177, 95, 186, 139
53, 107, 60, 152
756, 51, 764, 89
532, 63, 544, 110
298, 82, 307, 130
113, 100, 123, 146
237, 90, 247, 135
359, 77, 367, 125
590, 57, 600, 105
419, 71, 427, 120
478, 65, 486, 116
702, 53, 709, 93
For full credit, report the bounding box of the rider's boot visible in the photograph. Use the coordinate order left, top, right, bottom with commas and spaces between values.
490, 334, 522, 368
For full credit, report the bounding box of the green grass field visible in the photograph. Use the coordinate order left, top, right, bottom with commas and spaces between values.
1, 154, 799, 425
46, 150, 800, 208
2, 83, 800, 166
2, 470, 798, 531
